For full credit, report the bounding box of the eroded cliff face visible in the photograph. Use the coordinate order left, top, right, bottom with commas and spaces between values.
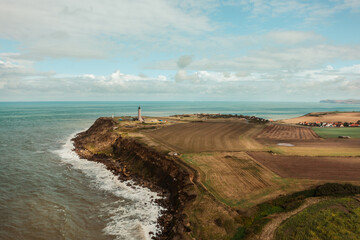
73, 117, 119, 158
72, 118, 196, 239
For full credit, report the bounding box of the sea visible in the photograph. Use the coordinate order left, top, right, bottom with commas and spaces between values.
1, 101, 359, 240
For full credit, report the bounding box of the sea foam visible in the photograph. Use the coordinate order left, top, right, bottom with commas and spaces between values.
54, 132, 164, 240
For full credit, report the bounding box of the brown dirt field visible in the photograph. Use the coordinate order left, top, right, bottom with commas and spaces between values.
145, 121, 264, 153
282, 112, 360, 124
257, 124, 319, 140
248, 152, 360, 181
182, 152, 314, 208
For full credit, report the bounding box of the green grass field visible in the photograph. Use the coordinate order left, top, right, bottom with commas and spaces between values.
275, 197, 360, 240
313, 127, 360, 138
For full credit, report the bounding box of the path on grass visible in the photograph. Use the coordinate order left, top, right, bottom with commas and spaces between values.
256, 197, 323, 240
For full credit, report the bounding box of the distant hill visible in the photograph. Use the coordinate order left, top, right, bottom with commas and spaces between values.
320, 99, 360, 104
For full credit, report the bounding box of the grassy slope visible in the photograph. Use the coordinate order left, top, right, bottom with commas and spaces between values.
275, 197, 360, 240
313, 127, 360, 138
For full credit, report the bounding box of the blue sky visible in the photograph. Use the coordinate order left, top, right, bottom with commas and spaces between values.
0, 0, 359, 101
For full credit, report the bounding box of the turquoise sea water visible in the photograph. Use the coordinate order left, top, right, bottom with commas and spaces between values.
0, 101, 359, 240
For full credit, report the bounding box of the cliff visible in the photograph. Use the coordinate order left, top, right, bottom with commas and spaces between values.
72, 117, 197, 239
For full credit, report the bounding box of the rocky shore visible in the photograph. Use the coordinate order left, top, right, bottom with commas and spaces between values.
72, 117, 197, 239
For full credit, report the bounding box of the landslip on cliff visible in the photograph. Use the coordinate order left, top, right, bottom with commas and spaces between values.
72, 117, 197, 239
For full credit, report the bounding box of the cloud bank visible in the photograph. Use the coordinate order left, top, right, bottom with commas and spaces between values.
0, 0, 359, 101
1, 53, 359, 101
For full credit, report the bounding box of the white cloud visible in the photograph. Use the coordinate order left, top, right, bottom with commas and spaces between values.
152, 43, 360, 72
0, 53, 53, 89
83, 74, 96, 79
233, 0, 360, 23
339, 64, 360, 74
233, 0, 314, 17
1, 1, 360, 101
343, 0, 360, 10
175, 69, 200, 83
2, 53, 360, 101
0, 0, 213, 59
175, 70, 268, 83
107, 70, 167, 83
266, 31, 323, 45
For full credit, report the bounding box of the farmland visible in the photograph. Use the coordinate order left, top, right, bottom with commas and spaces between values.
145, 121, 265, 153
182, 152, 311, 208
275, 197, 360, 240
138, 113, 360, 239
143, 118, 360, 197
256, 124, 319, 140
313, 127, 360, 138
248, 152, 360, 181
255, 123, 360, 157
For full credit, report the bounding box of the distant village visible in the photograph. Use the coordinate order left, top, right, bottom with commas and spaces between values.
297, 120, 360, 127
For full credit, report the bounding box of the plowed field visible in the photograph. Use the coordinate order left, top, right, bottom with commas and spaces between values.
248, 152, 360, 181
257, 124, 319, 140
145, 121, 264, 153
182, 152, 307, 207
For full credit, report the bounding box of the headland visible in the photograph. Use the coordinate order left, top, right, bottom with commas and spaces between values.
73, 111, 360, 239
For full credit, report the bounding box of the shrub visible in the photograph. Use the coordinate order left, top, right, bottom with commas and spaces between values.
315, 183, 360, 196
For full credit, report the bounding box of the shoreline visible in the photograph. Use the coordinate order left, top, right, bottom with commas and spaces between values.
59, 132, 165, 239
71, 136, 172, 239
71, 118, 196, 239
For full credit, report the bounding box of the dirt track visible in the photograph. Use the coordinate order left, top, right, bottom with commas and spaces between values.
145, 121, 264, 153
248, 152, 360, 181
255, 197, 323, 240
257, 124, 319, 140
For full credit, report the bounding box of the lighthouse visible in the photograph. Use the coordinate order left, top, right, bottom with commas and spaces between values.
138, 106, 143, 122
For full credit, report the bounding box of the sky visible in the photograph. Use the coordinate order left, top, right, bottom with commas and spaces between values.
0, 0, 360, 102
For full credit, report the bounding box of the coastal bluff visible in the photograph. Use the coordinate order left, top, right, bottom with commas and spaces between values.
72, 117, 197, 240
70, 114, 360, 239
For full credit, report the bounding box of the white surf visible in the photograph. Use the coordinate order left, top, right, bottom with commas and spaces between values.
54, 132, 164, 240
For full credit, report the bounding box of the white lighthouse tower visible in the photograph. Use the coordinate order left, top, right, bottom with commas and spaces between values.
138, 106, 143, 122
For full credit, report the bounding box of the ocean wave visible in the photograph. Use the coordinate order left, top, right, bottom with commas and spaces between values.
54, 132, 164, 240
